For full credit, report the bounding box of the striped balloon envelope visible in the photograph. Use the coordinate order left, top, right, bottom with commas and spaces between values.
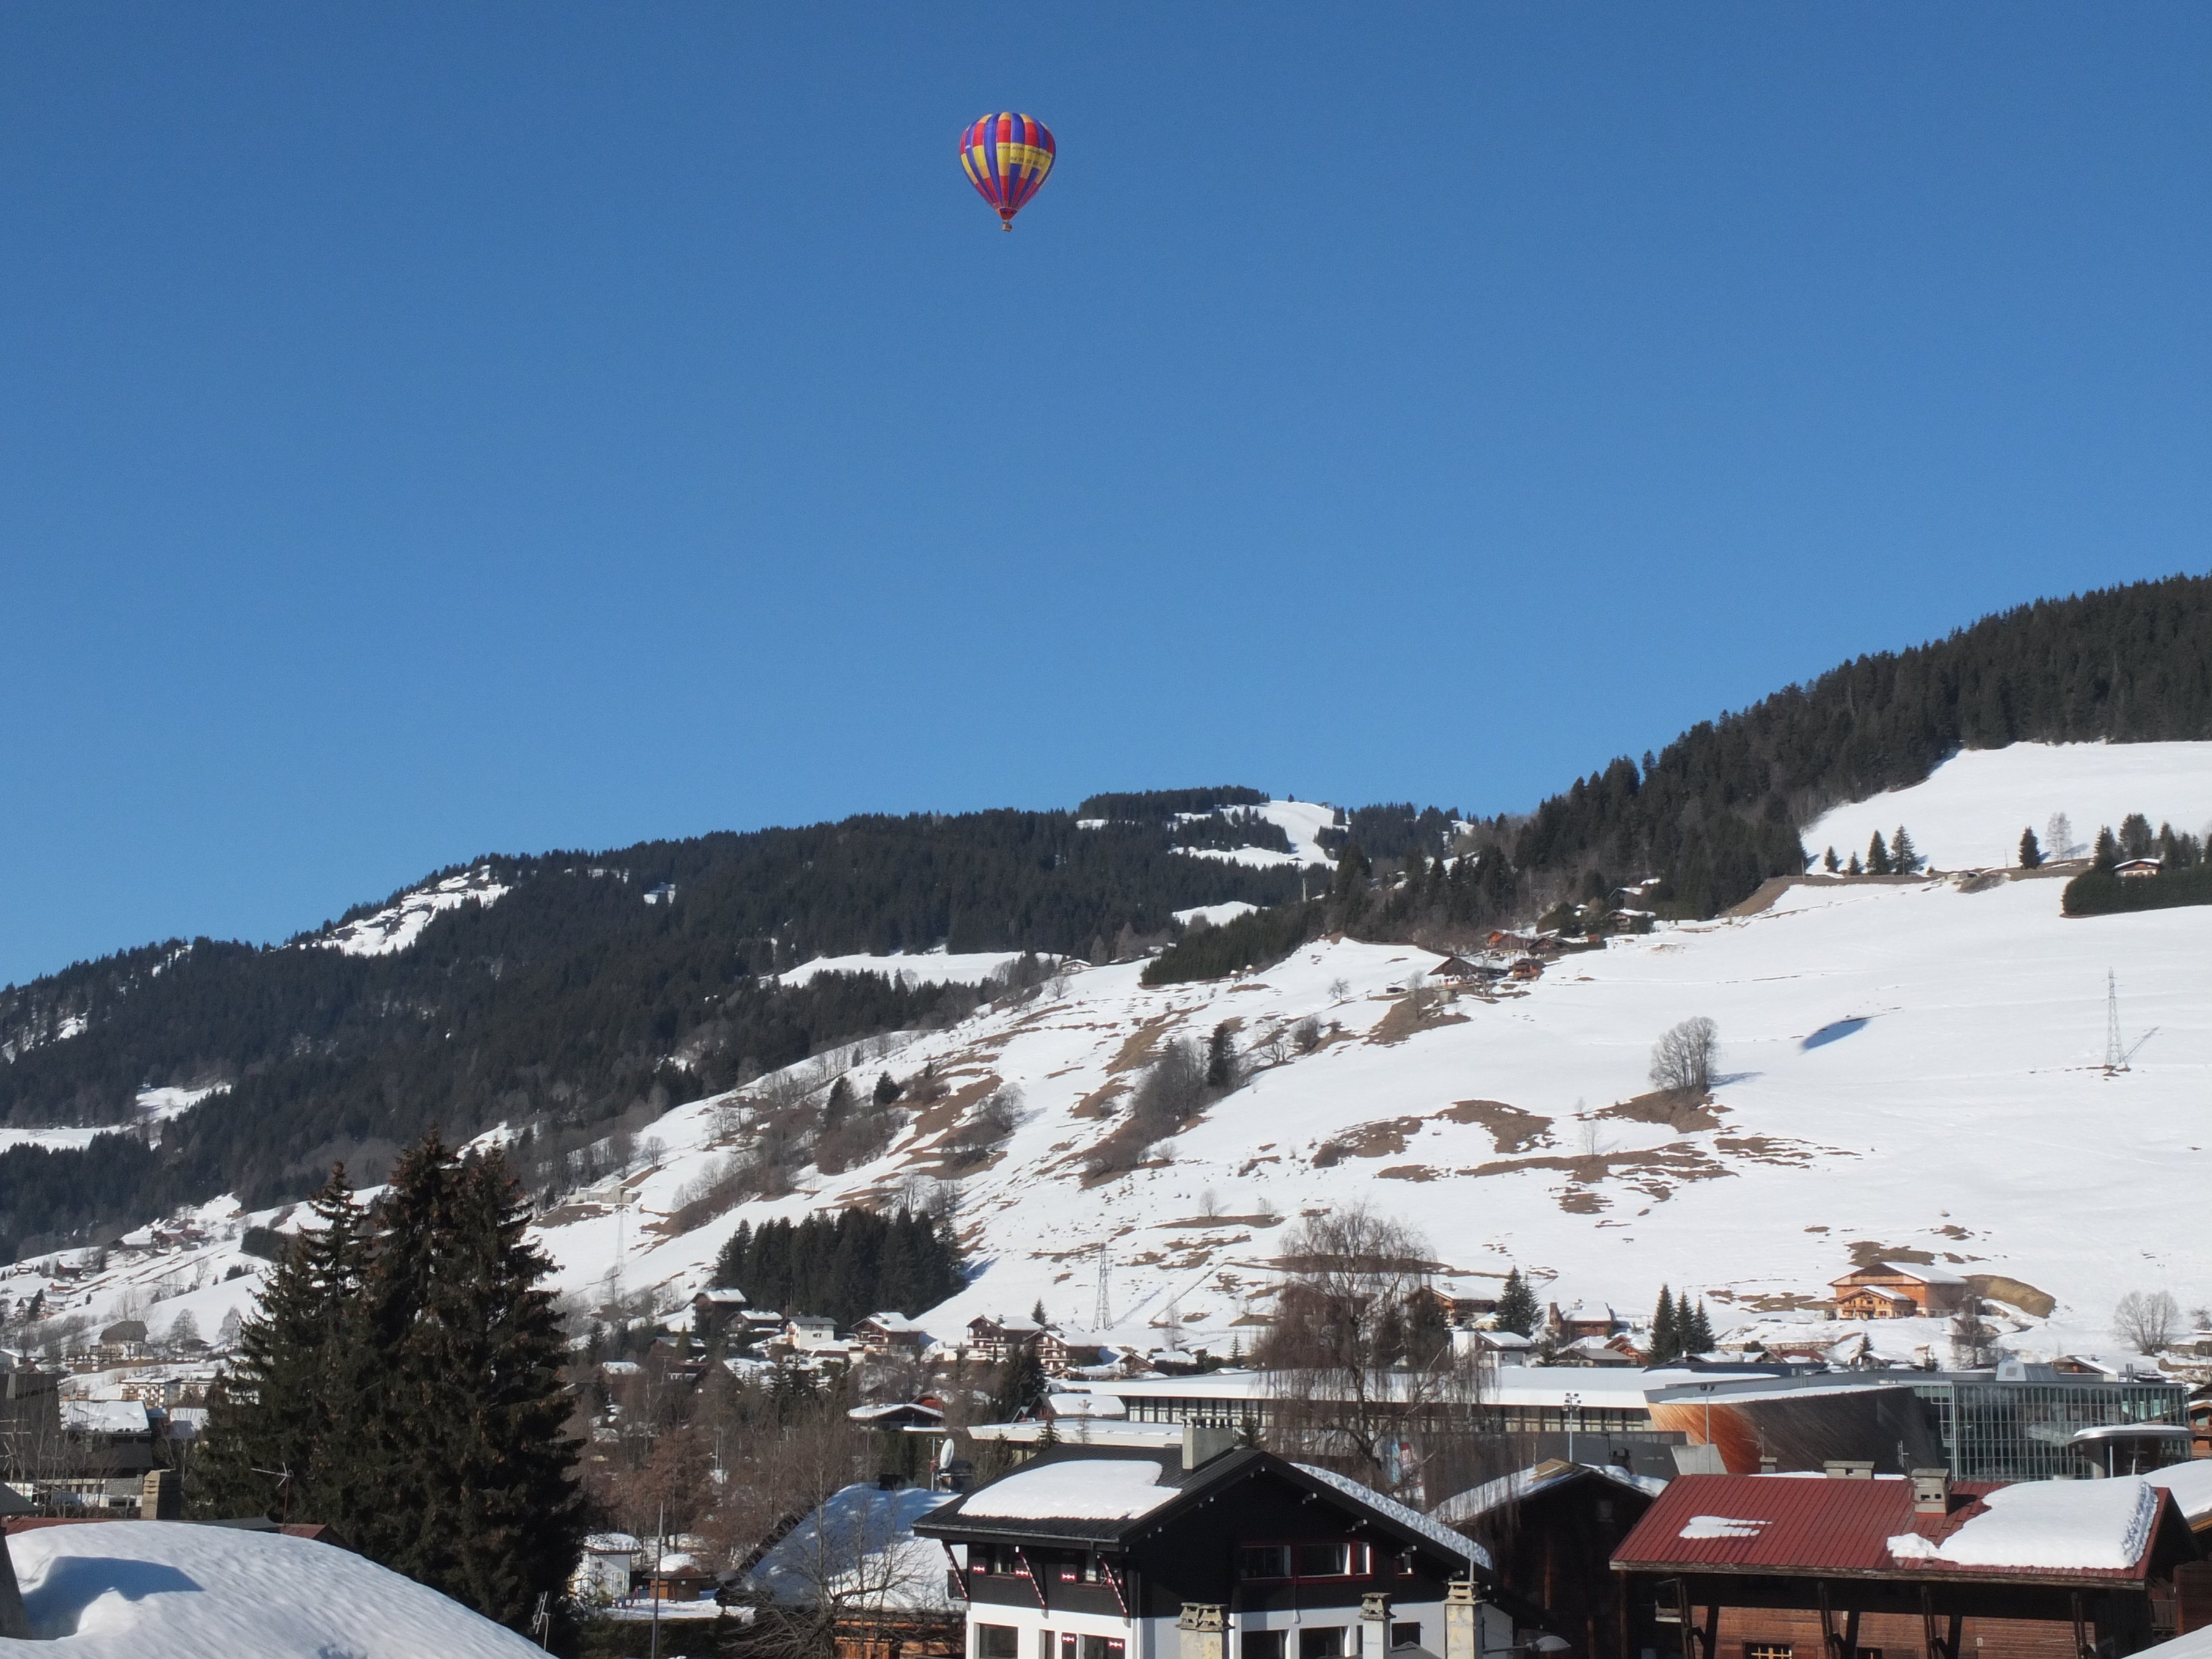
959, 113, 1055, 231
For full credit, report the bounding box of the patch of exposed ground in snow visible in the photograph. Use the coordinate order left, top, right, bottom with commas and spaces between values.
316, 867, 509, 957
1803, 741, 2212, 871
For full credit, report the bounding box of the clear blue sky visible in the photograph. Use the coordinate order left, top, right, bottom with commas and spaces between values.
3, 4, 2207, 986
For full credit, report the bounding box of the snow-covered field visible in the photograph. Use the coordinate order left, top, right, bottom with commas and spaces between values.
3, 1521, 544, 1655
1804, 741, 2212, 870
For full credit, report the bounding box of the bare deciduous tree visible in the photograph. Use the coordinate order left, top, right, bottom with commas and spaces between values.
1254, 1206, 1479, 1505
2114, 1289, 2181, 1354
1649, 1016, 1719, 1093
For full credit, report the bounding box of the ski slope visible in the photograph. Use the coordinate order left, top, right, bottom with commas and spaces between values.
1805, 742, 2212, 870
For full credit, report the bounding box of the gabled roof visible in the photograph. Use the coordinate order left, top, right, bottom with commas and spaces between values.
913, 1445, 1488, 1574
1434, 1460, 1667, 1527
1831, 1262, 1966, 1287
1614, 1472, 2188, 1585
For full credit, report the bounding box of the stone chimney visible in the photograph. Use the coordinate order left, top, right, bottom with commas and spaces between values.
1178, 1603, 1227, 1659
1911, 1468, 1951, 1515
1360, 1592, 1392, 1656
1443, 1580, 1481, 1659
1182, 1423, 1238, 1471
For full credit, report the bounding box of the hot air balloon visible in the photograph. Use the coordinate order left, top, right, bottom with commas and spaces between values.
959, 112, 1055, 231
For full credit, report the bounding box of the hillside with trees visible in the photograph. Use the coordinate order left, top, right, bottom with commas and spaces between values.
0, 571, 2205, 1254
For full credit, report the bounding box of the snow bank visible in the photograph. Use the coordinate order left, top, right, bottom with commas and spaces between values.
6, 1521, 544, 1656
1804, 742, 2212, 870
1888, 1477, 2156, 1571
958, 1459, 1176, 1522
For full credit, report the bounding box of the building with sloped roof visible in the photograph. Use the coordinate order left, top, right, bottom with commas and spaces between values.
915, 1428, 1512, 1659
1611, 1469, 2205, 1656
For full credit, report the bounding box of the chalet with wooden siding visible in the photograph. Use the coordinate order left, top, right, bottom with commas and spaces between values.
915, 1430, 1512, 1659
1828, 1261, 1966, 1319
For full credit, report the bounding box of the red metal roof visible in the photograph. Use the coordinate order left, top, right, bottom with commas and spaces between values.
1607, 1475, 2110, 1578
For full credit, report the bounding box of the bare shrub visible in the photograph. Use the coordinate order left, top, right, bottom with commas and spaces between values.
1085, 1040, 1206, 1178
1649, 1016, 1719, 1093
2114, 1289, 2181, 1354
943, 1085, 1023, 1167
1292, 1015, 1323, 1054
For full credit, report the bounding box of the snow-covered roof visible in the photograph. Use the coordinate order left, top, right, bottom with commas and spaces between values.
1045, 1392, 1125, 1418
2146, 1460, 2212, 1526
5, 1519, 545, 1657
859, 1312, 921, 1333
695, 1287, 749, 1306
1293, 1464, 1489, 1572
584, 1531, 644, 1554
63, 1399, 149, 1434
746, 1483, 954, 1610
958, 1457, 1178, 1522
1887, 1477, 2157, 1572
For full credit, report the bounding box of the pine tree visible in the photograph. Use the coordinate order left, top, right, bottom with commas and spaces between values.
1866, 831, 1892, 875
1684, 1298, 1715, 1354
2018, 827, 2043, 869
1823, 847, 1840, 873
2095, 826, 2121, 870
993, 1342, 1047, 1420
1649, 1286, 1679, 1364
872, 1072, 902, 1107
1495, 1269, 1539, 1337
340, 1133, 583, 1630
194, 1166, 366, 1522
1890, 826, 1921, 874
1846, 851, 1863, 876
1204, 1022, 1238, 1091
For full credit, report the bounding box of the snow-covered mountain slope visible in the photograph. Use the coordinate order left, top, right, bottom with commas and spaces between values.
315, 865, 510, 956
23, 757, 2210, 1368
1804, 742, 2212, 869
511, 862, 2209, 1360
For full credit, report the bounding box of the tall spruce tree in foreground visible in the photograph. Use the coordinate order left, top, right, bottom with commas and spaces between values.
194, 1166, 366, 1521
338, 1133, 583, 1631
1683, 1298, 1715, 1355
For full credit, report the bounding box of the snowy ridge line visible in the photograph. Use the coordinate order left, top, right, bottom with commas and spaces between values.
315, 867, 510, 958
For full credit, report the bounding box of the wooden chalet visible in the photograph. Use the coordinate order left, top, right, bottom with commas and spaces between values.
1612, 1469, 2209, 1655
1828, 1261, 1967, 1319
965, 1317, 1072, 1374
2116, 859, 2165, 879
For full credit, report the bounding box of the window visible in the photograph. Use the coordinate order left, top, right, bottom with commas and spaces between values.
1238, 1546, 1292, 1580
1062, 1636, 1078, 1659
1243, 1635, 1287, 1659
1744, 1647, 1792, 1659
1081, 1639, 1125, 1659
1391, 1625, 1422, 1650
1239, 1542, 1366, 1582
1390, 1551, 1415, 1579
1301, 1631, 1345, 1659
975, 1627, 1019, 1659
1296, 1543, 1364, 1578
1039, 1634, 1055, 1659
